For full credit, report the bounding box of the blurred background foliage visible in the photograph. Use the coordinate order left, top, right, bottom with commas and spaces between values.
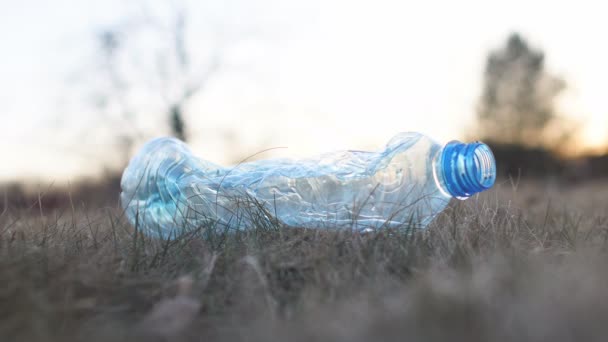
477, 33, 569, 149
2, 1, 608, 208
473, 33, 606, 180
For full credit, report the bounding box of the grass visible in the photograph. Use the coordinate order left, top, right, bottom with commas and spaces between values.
1, 180, 608, 341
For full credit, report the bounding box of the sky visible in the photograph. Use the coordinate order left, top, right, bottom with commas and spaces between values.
1, 0, 607, 183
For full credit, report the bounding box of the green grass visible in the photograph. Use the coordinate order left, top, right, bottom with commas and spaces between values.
1, 180, 608, 341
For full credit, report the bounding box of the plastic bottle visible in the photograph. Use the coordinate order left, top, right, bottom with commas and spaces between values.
120, 132, 496, 238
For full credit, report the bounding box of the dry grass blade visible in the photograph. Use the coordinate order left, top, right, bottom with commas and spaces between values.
2, 182, 608, 341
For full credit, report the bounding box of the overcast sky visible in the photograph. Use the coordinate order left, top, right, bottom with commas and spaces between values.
1, 0, 607, 183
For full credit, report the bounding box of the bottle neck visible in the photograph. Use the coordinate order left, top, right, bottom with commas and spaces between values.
433, 141, 496, 199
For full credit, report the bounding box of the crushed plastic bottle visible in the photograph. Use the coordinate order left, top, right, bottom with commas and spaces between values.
120, 132, 496, 238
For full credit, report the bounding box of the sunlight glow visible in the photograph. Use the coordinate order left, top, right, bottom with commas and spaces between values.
1, 0, 607, 182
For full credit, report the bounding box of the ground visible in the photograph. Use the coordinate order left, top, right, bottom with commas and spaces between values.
1, 179, 608, 342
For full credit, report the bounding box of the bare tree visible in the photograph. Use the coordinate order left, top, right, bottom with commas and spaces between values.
91, 3, 229, 146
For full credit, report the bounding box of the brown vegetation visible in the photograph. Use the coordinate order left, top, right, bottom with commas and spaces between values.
1, 181, 608, 341
488, 143, 608, 181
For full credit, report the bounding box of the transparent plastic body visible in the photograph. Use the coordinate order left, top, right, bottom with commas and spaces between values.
120, 132, 496, 238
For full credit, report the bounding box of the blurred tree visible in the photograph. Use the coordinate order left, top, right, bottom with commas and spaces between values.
170, 104, 187, 142
94, 7, 217, 143
50, 1, 280, 180
477, 33, 567, 148
89, 3, 237, 148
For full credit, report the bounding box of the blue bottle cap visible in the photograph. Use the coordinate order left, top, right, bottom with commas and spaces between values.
441, 141, 496, 198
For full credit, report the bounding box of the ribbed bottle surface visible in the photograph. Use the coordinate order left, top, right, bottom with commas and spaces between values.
120, 132, 495, 238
